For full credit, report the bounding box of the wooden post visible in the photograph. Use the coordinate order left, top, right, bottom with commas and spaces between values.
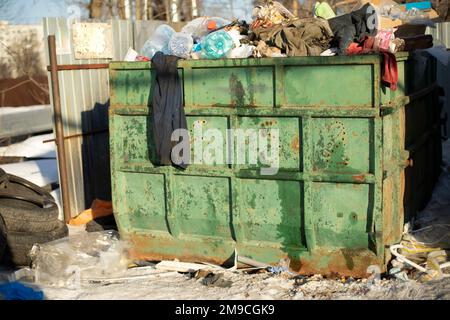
47, 35, 72, 223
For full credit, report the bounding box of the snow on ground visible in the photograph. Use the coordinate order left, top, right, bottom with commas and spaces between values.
0, 159, 58, 187
1, 139, 450, 300
38, 139, 450, 300
0, 133, 56, 158
8, 139, 448, 300
22, 266, 450, 300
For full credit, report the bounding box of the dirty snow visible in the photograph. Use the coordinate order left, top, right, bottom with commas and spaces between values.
1, 140, 450, 300
19, 268, 450, 300
38, 139, 450, 300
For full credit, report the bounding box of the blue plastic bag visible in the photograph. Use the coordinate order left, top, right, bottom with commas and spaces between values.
0, 281, 44, 300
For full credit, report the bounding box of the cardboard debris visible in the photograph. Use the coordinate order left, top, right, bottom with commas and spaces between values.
369, 0, 441, 31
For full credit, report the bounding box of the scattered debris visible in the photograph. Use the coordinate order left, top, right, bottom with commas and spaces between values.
237, 255, 271, 269
197, 271, 233, 288
29, 230, 130, 288
0, 281, 44, 300
155, 260, 220, 273
389, 223, 450, 281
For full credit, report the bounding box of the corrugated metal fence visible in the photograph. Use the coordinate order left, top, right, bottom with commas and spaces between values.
43, 18, 184, 218
427, 22, 450, 48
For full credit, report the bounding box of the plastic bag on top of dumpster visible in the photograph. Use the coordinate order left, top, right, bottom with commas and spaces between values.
251, 17, 334, 57
224, 27, 255, 59
253, 40, 286, 57
141, 24, 176, 58
169, 32, 194, 59
251, 1, 296, 28
200, 30, 234, 59
181, 16, 231, 43
249, 1, 333, 57
227, 44, 255, 58
29, 230, 131, 288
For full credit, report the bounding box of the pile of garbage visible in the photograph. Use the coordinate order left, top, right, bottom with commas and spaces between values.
388, 139, 450, 283
389, 223, 450, 282
125, 0, 439, 62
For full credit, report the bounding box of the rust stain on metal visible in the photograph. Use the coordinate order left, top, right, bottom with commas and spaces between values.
293, 248, 383, 278
127, 234, 230, 266
383, 176, 394, 243
352, 174, 365, 183
291, 136, 300, 152
229, 73, 245, 107
127, 234, 382, 277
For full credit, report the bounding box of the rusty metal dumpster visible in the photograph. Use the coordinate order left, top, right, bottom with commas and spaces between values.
109, 52, 441, 277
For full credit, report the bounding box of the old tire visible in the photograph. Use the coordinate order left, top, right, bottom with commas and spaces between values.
0, 200, 60, 233
6, 220, 68, 266
0, 172, 59, 232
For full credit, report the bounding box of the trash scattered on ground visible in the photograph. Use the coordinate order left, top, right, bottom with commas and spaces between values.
184, 269, 233, 288
237, 255, 271, 269
390, 223, 450, 281
200, 272, 233, 288
29, 230, 130, 288
0, 281, 44, 300
388, 267, 409, 281
267, 258, 295, 276
387, 141, 450, 284
155, 260, 221, 273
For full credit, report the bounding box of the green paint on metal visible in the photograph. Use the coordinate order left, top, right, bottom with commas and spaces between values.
109, 53, 440, 277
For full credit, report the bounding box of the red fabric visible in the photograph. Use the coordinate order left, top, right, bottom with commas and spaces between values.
346, 42, 364, 55
136, 55, 151, 62
381, 52, 398, 91
345, 36, 375, 55
345, 36, 398, 91
363, 37, 375, 52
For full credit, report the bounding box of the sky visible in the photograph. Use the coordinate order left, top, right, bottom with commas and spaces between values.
0, 0, 89, 25
0, 0, 253, 25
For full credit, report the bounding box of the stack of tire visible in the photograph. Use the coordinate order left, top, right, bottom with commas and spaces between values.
0, 168, 68, 266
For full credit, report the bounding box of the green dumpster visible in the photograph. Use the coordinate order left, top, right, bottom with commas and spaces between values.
109, 52, 441, 277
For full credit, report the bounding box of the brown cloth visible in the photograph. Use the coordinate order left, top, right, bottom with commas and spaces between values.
251, 17, 333, 57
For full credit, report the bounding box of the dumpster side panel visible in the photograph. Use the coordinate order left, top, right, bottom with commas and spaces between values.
109, 53, 440, 277
190, 67, 274, 107
282, 65, 374, 107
